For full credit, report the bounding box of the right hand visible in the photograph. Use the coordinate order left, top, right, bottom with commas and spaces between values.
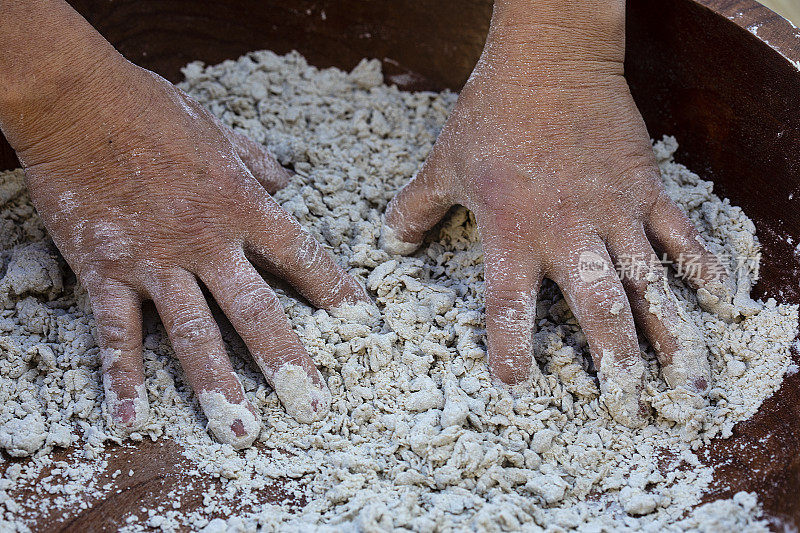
7, 49, 369, 449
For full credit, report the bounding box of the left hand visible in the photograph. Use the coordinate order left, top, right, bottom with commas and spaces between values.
380, 0, 737, 426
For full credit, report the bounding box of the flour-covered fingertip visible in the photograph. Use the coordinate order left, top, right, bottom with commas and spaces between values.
598, 350, 650, 428
378, 224, 420, 256
271, 363, 332, 424
198, 391, 262, 450
105, 382, 150, 433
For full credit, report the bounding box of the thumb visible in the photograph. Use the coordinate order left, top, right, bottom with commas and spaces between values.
381, 145, 454, 255
222, 124, 293, 194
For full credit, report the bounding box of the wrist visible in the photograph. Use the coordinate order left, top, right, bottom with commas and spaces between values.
0, 0, 133, 157
2, 52, 140, 163
483, 0, 626, 75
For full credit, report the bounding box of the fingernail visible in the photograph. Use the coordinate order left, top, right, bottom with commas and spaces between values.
271, 363, 331, 424
230, 419, 246, 438
198, 391, 262, 450
106, 382, 150, 432
693, 376, 709, 393
379, 224, 419, 255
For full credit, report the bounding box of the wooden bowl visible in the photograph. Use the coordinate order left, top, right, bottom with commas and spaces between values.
2, 0, 798, 527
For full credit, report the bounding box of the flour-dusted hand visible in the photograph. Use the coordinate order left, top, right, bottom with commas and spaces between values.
381, 0, 740, 426
0, 1, 370, 448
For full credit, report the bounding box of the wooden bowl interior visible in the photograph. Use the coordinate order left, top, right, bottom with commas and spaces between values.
1, 0, 798, 526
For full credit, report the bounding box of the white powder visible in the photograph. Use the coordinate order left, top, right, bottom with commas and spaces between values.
0, 51, 796, 531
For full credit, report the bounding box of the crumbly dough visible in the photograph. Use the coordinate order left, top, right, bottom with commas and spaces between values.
0, 51, 796, 532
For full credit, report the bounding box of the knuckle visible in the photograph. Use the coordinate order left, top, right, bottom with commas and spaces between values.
482, 209, 526, 237
486, 287, 529, 310
101, 350, 139, 376
169, 310, 217, 350
612, 148, 658, 178
649, 191, 678, 220
276, 229, 324, 268
88, 222, 135, 263
617, 257, 663, 292
231, 284, 282, 324
292, 232, 323, 263
95, 320, 137, 352
472, 191, 527, 222
579, 279, 626, 319
485, 287, 532, 324
264, 343, 306, 371
472, 173, 528, 215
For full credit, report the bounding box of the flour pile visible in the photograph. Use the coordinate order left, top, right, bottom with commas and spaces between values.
0, 50, 796, 532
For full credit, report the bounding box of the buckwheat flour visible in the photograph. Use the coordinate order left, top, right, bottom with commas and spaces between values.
0, 50, 796, 532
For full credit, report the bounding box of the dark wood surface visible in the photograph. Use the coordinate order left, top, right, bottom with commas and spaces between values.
0, 0, 798, 530
0, 437, 304, 532
625, 1, 800, 526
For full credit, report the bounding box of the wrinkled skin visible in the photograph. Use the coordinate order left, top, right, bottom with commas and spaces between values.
383, 1, 738, 426
13, 54, 369, 448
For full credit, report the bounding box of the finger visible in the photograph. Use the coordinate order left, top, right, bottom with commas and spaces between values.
481, 235, 542, 385
645, 193, 743, 320
607, 226, 711, 396
223, 125, 292, 194
553, 242, 649, 428
199, 251, 331, 424
149, 270, 261, 449
242, 192, 374, 318
381, 144, 454, 255
88, 278, 150, 432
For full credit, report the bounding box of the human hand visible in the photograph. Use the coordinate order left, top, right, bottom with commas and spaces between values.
381, 0, 739, 426
3, 30, 369, 449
